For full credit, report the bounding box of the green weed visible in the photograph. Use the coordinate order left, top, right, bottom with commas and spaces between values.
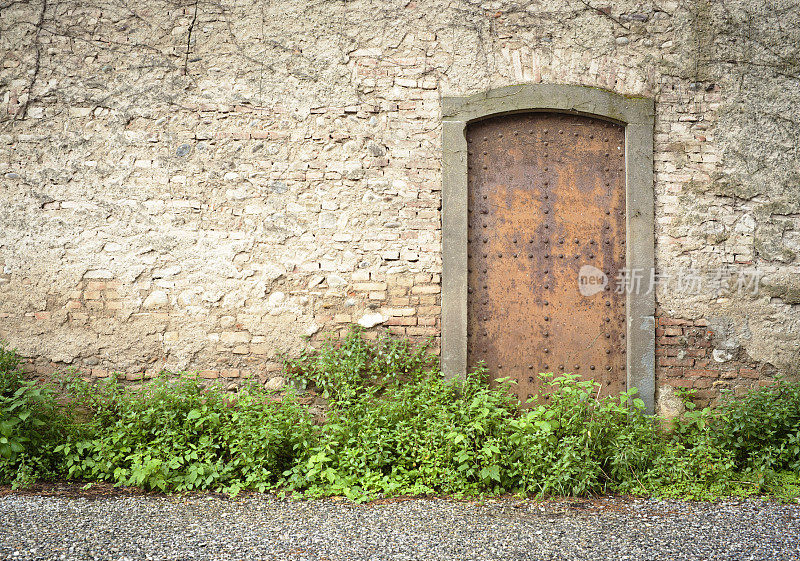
1, 333, 799, 503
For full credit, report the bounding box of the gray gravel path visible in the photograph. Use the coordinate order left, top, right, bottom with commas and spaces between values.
1, 494, 799, 560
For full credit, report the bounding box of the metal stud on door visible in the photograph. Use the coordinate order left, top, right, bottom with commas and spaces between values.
466, 112, 627, 404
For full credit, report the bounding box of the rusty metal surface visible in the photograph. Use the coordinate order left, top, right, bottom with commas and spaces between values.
466, 112, 626, 404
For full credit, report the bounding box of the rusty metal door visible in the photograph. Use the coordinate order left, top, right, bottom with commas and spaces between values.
466, 112, 626, 403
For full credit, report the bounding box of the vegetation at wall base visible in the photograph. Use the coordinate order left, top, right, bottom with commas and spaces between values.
0, 345, 72, 489
1, 332, 799, 502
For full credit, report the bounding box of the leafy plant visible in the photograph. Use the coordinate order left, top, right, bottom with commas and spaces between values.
0, 344, 70, 486
714, 378, 800, 472
57, 376, 315, 495
285, 328, 437, 402
2, 332, 800, 503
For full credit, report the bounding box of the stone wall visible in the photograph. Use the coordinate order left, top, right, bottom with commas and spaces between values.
1, 0, 799, 408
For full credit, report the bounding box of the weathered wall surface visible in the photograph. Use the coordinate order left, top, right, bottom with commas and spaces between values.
1, 0, 798, 404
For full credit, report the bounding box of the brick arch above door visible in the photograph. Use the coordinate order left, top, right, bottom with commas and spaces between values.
440, 84, 656, 413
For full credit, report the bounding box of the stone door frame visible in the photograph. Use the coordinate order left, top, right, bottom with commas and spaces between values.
440, 84, 656, 413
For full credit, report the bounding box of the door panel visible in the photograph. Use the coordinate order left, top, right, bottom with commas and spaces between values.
466, 112, 626, 403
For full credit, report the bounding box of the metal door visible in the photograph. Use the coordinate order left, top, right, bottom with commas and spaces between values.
466, 112, 626, 403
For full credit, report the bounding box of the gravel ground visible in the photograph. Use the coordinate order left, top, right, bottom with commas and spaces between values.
1, 491, 799, 561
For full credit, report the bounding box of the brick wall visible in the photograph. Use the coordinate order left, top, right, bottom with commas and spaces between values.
1, 1, 798, 404
656, 312, 777, 406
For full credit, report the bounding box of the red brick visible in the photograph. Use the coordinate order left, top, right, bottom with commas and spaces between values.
406, 326, 438, 336
418, 305, 441, 315
386, 316, 417, 326
659, 317, 691, 326
657, 335, 681, 346
737, 368, 761, 379
658, 356, 694, 367
686, 368, 717, 378
661, 377, 693, 388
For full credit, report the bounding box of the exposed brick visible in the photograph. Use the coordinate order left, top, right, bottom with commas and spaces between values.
661, 377, 694, 388
686, 369, 717, 378
411, 285, 440, 295
738, 368, 761, 379
658, 317, 691, 326
386, 316, 417, 326
658, 356, 694, 368
383, 307, 416, 317
657, 335, 681, 346
406, 326, 438, 336
0, 5, 789, 406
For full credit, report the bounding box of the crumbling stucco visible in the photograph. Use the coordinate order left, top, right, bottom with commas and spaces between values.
0, 0, 798, 395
